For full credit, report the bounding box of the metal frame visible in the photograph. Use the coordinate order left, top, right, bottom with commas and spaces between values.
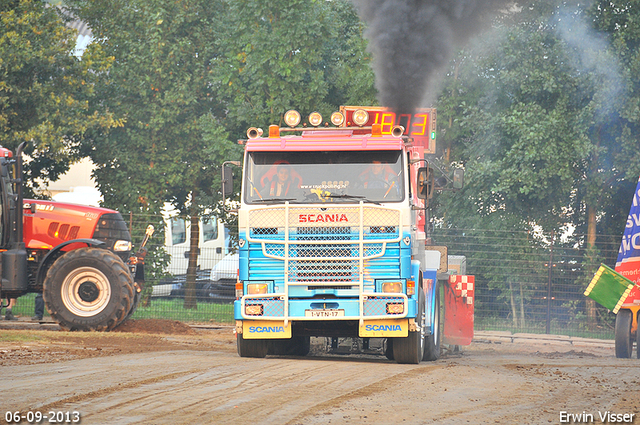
240, 201, 409, 327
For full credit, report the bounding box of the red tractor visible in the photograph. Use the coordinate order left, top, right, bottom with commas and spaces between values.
0, 142, 151, 331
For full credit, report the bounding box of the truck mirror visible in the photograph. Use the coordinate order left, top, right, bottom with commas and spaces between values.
452, 168, 464, 190
417, 167, 430, 200
221, 165, 234, 199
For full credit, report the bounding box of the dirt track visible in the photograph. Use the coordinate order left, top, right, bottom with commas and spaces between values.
2, 319, 639, 425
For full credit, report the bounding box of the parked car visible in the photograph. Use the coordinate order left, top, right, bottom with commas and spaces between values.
151, 269, 212, 300
151, 258, 236, 303
205, 253, 238, 303
210, 252, 238, 283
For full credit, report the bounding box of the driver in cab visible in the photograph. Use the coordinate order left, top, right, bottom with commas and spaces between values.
262, 164, 298, 198
360, 161, 398, 197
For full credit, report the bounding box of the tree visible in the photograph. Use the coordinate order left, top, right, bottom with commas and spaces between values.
67, 0, 377, 308
0, 0, 114, 195
67, 0, 242, 309
215, 0, 376, 135
437, 1, 640, 236
434, 1, 640, 329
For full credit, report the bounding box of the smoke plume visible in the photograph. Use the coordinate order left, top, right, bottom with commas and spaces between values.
352, 0, 513, 115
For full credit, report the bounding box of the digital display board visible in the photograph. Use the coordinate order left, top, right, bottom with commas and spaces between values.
340, 106, 436, 154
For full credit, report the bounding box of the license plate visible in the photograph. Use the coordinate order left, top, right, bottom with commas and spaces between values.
305, 309, 345, 318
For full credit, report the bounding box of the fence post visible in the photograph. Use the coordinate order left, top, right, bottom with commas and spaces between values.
546, 230, 555, 334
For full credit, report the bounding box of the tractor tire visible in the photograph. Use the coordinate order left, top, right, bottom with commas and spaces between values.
615, 308, 633, 358
394, 289, 426, 364
122, 286, 142, 324
423, 282, 442, 361
237, 333, 268, 358
43, 248, 134, 332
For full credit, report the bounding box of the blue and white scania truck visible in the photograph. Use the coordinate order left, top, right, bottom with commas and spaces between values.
221, 106, 462, 364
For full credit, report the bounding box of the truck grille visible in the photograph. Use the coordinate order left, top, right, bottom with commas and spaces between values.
247, 205, 402, 285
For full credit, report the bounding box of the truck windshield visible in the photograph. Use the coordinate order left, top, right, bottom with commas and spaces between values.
244, 150, 404, 204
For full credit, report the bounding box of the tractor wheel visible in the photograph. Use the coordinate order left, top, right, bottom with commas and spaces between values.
615, 309, 633, 358
122, 286, 142, 323
423, 282, 442, 361
237, 333, 268, 358
394, 288, 426, 364
43, 248, 134, 332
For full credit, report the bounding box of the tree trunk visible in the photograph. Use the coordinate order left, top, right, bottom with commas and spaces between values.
586, 204, 597, 330
184, 215, 200, 310
509, 278, 518, 328
519, 281, 525, 329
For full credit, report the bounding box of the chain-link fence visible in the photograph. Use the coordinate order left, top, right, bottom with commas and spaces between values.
433, 228, 621, 340
8, 211, 622, 339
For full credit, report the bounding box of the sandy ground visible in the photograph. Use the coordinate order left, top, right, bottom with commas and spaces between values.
1, 319, 639, 425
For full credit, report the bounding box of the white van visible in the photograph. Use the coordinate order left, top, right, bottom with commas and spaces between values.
163, 211, 231, 276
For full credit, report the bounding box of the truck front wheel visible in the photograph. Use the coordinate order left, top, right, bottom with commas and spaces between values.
237, 333, 269, 358
393, 289, 426, 364
423, 283, 441, 361
43, 248, 134, 331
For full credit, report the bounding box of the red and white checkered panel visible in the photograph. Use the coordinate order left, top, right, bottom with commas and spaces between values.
449, 275, 474, 304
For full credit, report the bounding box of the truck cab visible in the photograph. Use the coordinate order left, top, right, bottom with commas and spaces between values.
224, 107, 454, 363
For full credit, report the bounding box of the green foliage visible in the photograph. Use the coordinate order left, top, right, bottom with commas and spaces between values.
0, 0, 114, 195
215, 0, 376, 135
436, 1, 640, 240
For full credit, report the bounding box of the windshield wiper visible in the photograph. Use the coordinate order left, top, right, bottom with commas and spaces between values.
326, 194, 380, 205
253, 198, 296, 203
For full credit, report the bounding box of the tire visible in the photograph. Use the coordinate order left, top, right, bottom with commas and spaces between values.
237, 333, 268, 358
122, 286, 142, 324
394, 289, 426, 364
384, 338, 394, 360
293, 336, 311, 356
43, 248, 134, 332
615, 309, 633, 358
423, 282, 442, 361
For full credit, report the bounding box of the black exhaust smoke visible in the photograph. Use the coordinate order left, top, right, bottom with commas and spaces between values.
352, 0, 513, 115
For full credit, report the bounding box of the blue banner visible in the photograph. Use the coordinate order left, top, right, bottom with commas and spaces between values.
616, 176, 640, 285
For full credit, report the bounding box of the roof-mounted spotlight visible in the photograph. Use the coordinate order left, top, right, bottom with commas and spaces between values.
308, 112, 323, 127
330, 112, 345, 127
284, 110, 301, 127
352, 109, 369, 126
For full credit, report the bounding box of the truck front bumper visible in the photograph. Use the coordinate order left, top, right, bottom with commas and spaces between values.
235, 294, 416, 338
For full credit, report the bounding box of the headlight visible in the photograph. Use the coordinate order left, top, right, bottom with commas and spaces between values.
381, 282, 403, 293
113, 240, 132, 252
386, 303, 404, 314
247, 283, 269, 295
245, 304, 263, 316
